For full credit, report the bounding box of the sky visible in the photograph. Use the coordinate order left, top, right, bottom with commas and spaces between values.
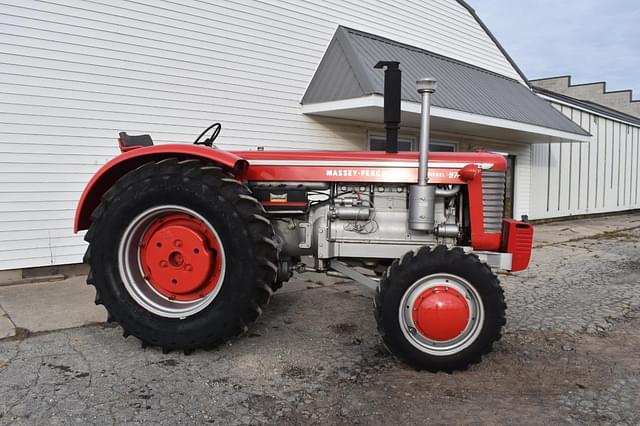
471, 0, 640, 99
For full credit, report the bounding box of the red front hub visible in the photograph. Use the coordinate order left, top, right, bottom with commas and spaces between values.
412, 286, 470, 341
140, 213, 223, 301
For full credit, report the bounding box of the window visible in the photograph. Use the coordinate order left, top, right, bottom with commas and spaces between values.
429, 141, 457, 152
368, 133, 457, 152
368, 135, 415, 151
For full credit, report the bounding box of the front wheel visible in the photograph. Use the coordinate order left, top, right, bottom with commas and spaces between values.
375, 246, 506, 372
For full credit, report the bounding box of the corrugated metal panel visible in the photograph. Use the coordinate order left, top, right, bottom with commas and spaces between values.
530, 100, 640, 220
303, 27, 589, 137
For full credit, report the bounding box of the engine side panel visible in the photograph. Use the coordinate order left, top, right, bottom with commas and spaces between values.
271, 182, 459, 263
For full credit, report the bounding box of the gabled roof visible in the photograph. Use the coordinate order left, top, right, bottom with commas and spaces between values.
454, 0, 529, 84
302, 26, 589, 139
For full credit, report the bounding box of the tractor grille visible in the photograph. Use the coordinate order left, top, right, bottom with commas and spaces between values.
481, 171, 506, 233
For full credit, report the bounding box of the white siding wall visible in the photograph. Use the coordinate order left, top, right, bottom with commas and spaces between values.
0, 0, 525, 270
530, 102, 640, 220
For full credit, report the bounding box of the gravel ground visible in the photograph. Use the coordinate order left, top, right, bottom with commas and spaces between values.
0, 226, 639, 425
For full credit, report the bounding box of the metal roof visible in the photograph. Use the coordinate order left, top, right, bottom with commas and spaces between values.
533, 87, 640, 127
302, 26, 589, 137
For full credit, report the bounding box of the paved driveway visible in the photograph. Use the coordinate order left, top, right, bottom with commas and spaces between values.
1, 214, 639, 425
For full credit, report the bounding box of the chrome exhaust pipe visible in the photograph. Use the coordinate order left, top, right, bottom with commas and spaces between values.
409, 78, 438, 232
416, 78, 437, 185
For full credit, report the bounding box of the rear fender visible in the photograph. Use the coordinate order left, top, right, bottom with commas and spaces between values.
74, 144, 247, 233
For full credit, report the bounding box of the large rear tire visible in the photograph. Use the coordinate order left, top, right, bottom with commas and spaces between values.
84, 158, 278, 352
375, 245, 506, 372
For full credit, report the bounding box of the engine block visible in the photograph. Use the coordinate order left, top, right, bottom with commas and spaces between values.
269, 182, 461, 268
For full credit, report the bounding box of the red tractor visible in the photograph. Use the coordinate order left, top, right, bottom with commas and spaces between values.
75, 63, 533, 372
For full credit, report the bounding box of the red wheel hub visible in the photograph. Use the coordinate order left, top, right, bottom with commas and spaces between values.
412, 286, 470, 341
139, 213, 223, 301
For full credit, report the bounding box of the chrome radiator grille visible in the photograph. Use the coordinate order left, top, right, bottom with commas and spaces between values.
481, 171, 506, 233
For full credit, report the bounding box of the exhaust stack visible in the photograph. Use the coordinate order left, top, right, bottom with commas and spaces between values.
408, 78, 438, 231
374, 61, 401, 153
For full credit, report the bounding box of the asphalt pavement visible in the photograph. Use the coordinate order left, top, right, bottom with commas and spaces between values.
0, 212, 639, 424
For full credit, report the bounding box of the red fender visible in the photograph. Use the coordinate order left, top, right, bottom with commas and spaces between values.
74, 144, 247, 233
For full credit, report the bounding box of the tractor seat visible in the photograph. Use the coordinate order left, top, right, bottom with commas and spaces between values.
118, 132, 154, 152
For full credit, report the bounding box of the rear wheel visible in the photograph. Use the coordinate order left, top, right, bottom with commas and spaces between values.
84, 158, 278, 352
375, 245, 505, 371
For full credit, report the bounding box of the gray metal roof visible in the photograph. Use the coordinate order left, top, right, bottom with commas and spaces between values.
533, 87, 640, 127
302, 26, 589, 137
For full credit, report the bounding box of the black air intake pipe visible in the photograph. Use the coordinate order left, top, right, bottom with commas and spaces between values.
374, 61, 401, 153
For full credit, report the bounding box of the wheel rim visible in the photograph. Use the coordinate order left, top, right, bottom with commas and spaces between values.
118, 205, 226, 318
398, 273, 484, 356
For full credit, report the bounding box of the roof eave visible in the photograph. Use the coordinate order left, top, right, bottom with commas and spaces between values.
302, 95, 592, 143
534, 88, 640, 127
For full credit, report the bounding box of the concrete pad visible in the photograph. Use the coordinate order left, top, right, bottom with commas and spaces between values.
534, 212, 640, 246
0, 304, 15, 339
0, 269, 21, 283
0, 276, 107, 334
0, 317, 15, 339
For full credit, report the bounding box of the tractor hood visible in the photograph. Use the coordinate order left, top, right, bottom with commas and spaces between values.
234, 150, 506, 184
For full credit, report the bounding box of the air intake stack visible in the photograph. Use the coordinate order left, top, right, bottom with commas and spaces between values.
408, 78, 437, 231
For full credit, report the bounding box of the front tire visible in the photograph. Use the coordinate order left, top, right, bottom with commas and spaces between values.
375, 245, 506, 372
84, 158, 278, 352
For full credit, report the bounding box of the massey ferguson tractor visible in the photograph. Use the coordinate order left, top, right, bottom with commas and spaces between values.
74, 62, 533, 372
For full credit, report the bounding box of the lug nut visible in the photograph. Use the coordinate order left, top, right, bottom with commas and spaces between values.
185, 265, 193, 272
175, 239, 183, 247
160, 261, 168, 268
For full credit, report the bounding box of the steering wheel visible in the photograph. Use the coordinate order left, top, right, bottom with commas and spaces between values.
193, 123, 222, 147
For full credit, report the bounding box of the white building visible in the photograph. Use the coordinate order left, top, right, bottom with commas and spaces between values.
530, 83, 640, 219
0, 0, 635, 271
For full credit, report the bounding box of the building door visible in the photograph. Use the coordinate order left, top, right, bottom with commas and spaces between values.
504, 155, 516, 218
